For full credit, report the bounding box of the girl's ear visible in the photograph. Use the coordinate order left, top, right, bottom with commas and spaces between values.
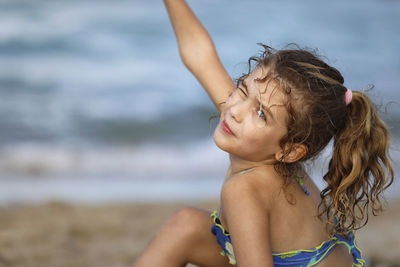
275, 143, 308, 163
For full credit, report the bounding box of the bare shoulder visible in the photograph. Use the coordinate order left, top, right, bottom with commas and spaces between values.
219, 167, 280, 265
221, 166, 283, 211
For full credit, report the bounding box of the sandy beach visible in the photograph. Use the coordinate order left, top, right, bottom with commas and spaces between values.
0, 199, 399, 267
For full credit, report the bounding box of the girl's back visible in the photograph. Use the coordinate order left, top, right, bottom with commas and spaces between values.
218, 166, 355, 266
267, 173, 354, 266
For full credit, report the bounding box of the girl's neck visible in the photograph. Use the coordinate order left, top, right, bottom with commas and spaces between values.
227, 154, 275, 176
227, 154, 306, 177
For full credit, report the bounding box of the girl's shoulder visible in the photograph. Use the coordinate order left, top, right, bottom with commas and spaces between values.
221, 165, 283, 212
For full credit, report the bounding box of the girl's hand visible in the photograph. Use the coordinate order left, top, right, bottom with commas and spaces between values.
164, 0, 235, 112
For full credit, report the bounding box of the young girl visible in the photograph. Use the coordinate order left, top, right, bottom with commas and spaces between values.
133, 0, 394, 266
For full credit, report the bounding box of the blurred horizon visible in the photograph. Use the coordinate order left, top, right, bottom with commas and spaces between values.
0, 0, 399, 204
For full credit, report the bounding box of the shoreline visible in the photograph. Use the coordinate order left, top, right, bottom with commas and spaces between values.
0, 199, 399, 267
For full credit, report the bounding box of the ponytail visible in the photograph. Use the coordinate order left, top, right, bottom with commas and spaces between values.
240, 46, 394, 235
319, 91, 394, 235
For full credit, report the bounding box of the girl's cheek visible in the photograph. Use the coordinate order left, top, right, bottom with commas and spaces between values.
246, 125, 269, 143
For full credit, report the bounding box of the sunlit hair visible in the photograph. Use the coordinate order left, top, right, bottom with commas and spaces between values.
236, 44, 394, 236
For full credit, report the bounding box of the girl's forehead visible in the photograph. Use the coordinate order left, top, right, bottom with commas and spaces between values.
245, 67, 285, 106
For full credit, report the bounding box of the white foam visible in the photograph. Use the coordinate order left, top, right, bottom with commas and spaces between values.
0, 139, 229, 178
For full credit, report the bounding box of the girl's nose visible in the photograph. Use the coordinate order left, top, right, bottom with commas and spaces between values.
229, 100, 246, 122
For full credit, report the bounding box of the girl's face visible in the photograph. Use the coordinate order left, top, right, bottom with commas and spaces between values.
214, 67, 288, 163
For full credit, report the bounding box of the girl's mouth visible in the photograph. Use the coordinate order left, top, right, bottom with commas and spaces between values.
221, 120, 235, 136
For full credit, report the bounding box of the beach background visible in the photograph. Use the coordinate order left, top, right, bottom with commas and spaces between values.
0, 0, 399, 266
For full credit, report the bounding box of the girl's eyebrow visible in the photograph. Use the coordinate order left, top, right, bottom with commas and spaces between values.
259, 102, 275, 121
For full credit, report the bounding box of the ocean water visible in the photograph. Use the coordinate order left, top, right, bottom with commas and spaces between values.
0, 0, 399, 204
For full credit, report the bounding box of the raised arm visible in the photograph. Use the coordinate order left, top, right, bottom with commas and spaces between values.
163, 0, 235, 112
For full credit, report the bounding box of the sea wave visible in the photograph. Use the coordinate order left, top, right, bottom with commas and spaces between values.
0, 139, 229, 178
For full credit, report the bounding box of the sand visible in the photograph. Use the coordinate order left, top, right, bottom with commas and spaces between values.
0, 199, 399, 267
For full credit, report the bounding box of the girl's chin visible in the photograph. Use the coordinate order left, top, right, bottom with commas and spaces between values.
213, 130, 236, 154
213, 131, 229, 151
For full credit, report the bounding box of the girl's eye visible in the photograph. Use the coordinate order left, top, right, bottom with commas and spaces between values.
257, 108, 267, 121
238, 87, 247, 96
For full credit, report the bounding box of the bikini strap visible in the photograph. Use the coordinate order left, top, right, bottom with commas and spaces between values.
238, 168, 252, 175
295, 173, 310, 195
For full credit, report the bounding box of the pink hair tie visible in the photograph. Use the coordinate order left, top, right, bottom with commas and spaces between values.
345, 88, 352, 105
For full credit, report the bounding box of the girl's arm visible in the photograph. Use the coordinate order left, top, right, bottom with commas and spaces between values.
221, 174, 275, 267
163, 0, 235, 112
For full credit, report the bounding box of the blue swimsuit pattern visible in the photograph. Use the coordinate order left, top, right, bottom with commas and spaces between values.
210, 175, 365, 266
